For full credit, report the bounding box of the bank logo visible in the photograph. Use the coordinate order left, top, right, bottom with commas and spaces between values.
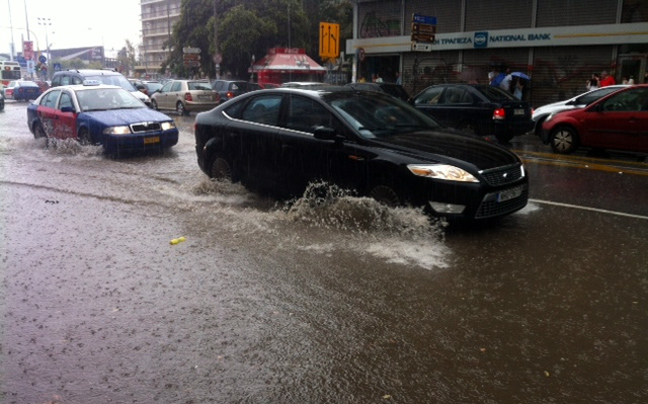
474, 32, 488, 48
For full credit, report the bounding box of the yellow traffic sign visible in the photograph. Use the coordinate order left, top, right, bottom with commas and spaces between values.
319, 22, 340, 60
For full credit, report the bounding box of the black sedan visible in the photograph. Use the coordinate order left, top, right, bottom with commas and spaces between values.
410, 84, 534, 143
194, 87, 529, 221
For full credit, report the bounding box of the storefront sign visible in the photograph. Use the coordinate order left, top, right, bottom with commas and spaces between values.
348, 22, 648, 54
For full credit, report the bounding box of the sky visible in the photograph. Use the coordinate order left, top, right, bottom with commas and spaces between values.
0, 0, 142, 58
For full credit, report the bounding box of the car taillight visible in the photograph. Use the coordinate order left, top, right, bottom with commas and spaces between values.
226, 91, 234, 99
184, 92, 193, 102
493, 108, 506, 120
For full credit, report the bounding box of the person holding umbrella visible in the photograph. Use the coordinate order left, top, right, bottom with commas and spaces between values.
510, 71, 531, 99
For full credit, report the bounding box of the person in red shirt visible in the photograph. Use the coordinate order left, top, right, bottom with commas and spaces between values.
599, 70, 616, 87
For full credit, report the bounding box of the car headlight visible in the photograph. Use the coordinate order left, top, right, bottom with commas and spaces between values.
408, 164, 479, 183
103, 126, 132, 135
161, 121, 176, 131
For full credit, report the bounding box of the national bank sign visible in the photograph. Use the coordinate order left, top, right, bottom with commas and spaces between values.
473, 31, 552, 48
348, 23, 648, 55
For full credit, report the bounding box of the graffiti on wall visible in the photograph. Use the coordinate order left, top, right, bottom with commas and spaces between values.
360, 11, 401, 38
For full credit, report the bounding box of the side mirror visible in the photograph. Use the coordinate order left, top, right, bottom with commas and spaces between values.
313, 126, 337, 141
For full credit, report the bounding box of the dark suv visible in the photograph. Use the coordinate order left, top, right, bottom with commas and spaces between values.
51, 69, 151, 107
211, 80, 261, 104
410, 84, 534, 143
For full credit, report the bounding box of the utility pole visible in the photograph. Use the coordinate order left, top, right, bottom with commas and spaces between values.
213, 0, 219, 80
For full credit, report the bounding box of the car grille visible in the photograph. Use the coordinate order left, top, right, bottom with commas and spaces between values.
480, 165, 524, 187
475, 185, 529, 219
131, 122, 161, 133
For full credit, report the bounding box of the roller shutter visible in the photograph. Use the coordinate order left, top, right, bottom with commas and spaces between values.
537, 0, 617, 27
465, 1, 533, 31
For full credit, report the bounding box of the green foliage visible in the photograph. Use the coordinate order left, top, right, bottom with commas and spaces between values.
165, 0, 352, 79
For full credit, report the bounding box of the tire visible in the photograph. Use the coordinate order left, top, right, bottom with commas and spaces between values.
176, 101, 188, 116
151, 99, 159, 110
209, 154, 233, 182
550, 125, 579, 154
368, 182, 401, 207
78, 128, 93, 145
33, 123, 46, 139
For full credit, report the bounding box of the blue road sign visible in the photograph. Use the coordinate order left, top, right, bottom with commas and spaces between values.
412, 14, 437, 25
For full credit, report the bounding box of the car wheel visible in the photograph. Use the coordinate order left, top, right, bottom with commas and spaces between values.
209, 154, 233, 182
78, 128, 93, 145
151, 99, 159, 110
33, 123, 46, 139
176, 101, 188, 116
369, 182, 401, 207
550, 125, 579, 154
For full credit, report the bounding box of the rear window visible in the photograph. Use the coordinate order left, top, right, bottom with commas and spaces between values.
188, 82, 212, 91
479, 85, 516, 101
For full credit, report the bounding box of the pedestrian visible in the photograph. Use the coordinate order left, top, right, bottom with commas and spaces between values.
375, 73, 384, 83
499, 68, 513, 93
395, 72, 402, 85
628, 75, 635, 85
513, 77, 524, 100
599, 70, 616, 87
586, 73, 599, 90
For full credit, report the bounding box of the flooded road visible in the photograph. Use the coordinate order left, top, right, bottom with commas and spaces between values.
1, 103, 647, 403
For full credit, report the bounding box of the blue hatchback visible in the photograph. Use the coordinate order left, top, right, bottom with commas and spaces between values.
27, 81, 178, 154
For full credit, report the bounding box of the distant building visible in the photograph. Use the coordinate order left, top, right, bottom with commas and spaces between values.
346, 0, 648, 107
138, 0, 182, 77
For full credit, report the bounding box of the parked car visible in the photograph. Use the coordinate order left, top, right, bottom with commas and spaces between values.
410, 84, 534, 143
345, 82, 410, 102
27, 81, 178, 155
211, 80, 262, 104
4, 80, 42, 101
143, 81, 163, 95
532, 85, 629, 137
194, 87, 529, 221
541, 84, 648, 155
258, 82, 280, 89
129, 79, 163, 97
150, 79, 220, 115
52, 69, 151, 107
281, 82, 331, 89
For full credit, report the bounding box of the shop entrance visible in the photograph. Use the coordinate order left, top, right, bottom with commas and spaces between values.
358, 55, 400, 83
618, 54, 647, 84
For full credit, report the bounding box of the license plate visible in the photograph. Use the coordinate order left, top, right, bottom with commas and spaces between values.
143, 136, 160, 144
199, 95, 212, 100
498, 185, 524, 202
514, 109, 525, 116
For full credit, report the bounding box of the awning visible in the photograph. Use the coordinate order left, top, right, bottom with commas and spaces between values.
253, 48, 325, 72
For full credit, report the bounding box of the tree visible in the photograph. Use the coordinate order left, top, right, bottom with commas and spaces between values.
167, 0, 353, 79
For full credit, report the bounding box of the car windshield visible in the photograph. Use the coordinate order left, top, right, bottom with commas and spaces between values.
327, 93, 442, 138
146, 82, 163, 92
77, 88, 144, 112
576, 87, 622, 105
86, 74, 137, 92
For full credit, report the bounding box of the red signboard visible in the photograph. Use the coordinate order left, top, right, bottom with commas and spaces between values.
23, 41, 34, 60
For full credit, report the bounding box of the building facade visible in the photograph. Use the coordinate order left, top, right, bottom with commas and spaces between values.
138, 0, 182, 77
346, 0, 648, 107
